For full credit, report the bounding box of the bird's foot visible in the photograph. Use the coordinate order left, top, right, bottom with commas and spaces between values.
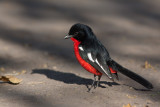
87, 81, 100, 92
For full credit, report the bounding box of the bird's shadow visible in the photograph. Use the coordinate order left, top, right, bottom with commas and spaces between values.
31, 69, 119, 89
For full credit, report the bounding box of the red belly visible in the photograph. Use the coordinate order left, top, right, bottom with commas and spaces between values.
71, 38, 102, 76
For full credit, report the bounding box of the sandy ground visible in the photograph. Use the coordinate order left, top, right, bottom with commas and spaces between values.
0, 0, 160, 107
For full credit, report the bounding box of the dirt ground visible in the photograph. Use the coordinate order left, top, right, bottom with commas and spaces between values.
0, 0, 160, 107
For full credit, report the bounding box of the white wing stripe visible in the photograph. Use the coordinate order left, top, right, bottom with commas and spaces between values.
95, 59, 105, 71
87, 53, 95, 62
95, 58, 100, 66
79, 46, 84, 51
95, 58, 111, 78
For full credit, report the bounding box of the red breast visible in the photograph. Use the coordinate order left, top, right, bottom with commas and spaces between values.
71, 38, 102, 76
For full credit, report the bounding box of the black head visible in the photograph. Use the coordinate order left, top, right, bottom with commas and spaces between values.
65, 23, 95, 42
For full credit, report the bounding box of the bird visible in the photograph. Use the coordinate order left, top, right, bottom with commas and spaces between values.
64, 23, 153, 91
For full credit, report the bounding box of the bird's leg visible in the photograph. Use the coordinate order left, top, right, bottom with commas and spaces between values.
95, 75, 102, 88
114, 73, 119, 80
88, 74, 96, 92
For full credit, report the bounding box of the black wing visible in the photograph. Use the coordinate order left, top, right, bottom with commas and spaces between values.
78, 42, 113, 80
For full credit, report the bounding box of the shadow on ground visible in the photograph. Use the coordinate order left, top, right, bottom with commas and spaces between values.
32, 69, 119, 88
32, 69, 160, 102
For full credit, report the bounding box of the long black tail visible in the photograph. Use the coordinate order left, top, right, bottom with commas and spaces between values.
108, 60, 153, 89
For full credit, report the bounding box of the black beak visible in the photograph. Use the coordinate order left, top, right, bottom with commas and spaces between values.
64, 34, 72, 39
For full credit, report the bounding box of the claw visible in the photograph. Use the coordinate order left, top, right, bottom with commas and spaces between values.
88, 75, 102, 92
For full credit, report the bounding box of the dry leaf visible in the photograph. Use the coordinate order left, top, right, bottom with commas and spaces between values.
0, 75, 22, 84
123, 104, 131, 107
144, 61, 157, 72
9, 77, 22, 84
123, 104, 136, 107
0, 76, 10, 82
145, 61, 152, 69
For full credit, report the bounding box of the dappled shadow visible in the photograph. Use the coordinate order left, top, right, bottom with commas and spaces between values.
0, 0, 159, 106
0, 0, 159, 65
98, 0, 160, 29
32, 69, 119, 88
0, 0, 89, 22
16, 0, 89, 22
0, 24, 75, 64
110, 0, 160, 22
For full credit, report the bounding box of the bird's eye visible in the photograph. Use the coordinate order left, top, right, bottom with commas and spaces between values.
74, 32, 79, 35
